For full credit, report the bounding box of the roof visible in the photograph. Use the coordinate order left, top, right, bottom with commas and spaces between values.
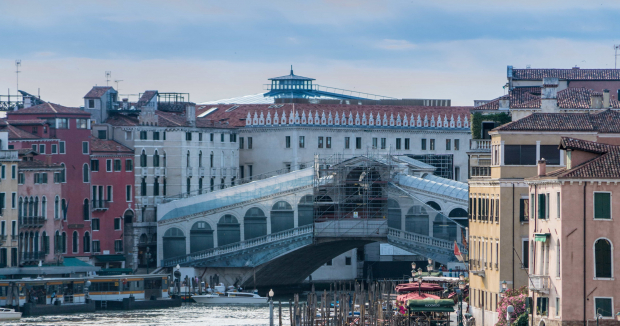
136, 90, 157, 107
476, 87, 620, 111
395, 173, 468, 202
3, 119, 48, 126
90, 137, 133, 153
195, 103, 472, 128
493, 109, 620, 133
18, 159, 62, 170
17, 148, 38, 155
84, 86, 113, 99
393, 156, 436, 170
62, 257, 94, 267
268, 68, 315, 81
512, 68, 620, 81
9, 102, 90, 116
0, 124, 40, 140
104, 111, 235, 129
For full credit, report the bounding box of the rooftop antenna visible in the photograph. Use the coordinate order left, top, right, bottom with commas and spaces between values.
290, 65, 293, 75
615, 45, 620, 69
114, 80, 123, 94
105, 71, 111, 86
15, 60, 21, 94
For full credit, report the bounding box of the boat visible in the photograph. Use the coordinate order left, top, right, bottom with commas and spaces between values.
0, 308, 21, 321
192, 292, 268, 304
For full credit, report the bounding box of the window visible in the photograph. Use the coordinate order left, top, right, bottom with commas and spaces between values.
356, 137, 362, 149
405, 138, 410, 150
538, 194, 547, 219
114, 218, 121, 230
594, 192, 611, 220
98, 130, 107, 139
455, 167, 460, 181
299, 136, 305, 148
285, 136, 291, 148
82, 141, 89, 154
72, 231, 79, 253
326, 137, 331, 149
82, 164, 89, 182
92, 240, 100, 253
198, 177, 202, 194
163, 178, 167, 196
153, 131, 160, 140
88, 99, 95, 108
556, 240, 561, 277
57, 118, 68, 129
126, 185, 132, 202
32, 144, 37, 151
59, 141, 65, 154
430, 139, 435, 150
114, 240, 123, 252
83, 232, 90, 252
239, 166, 244, 179
536, 297, 548, 316
210, 177, 215, 191
107, 186, 113, 202
210, 152, 214, 168
505, 145, 536, 165
520, 198, 529, 221
39, 144, 45, 154
221, 133, 225, 142
556, 192, 561, 219
107, 159, 112, 172
125, 159, 133, 172
454, 139, 460, 150
76, 119, 88, 129
522, 239, 529, 268
531, 194, 535, 219
140, 151, 147, 167
210, 133, 214, 141
91, 159, 99, 172
421, 139, 427, 150
318, 137, 324, 148
345, 137, 350, 149
231, 133, 237, 142
41, 197, 46, 218
326, 259, 332, 266
594, 238, 612, 278
18, 173, 24, 185
92, 218, 100, 231
248, 137, 253, 149
51, 144, 57, 154
372, 138, 378, 149
11, 193, 15, 209
446, 139, 451, 150
249, 165, 253, 179
540, 145, 561, 165
0, 166, 4, 179
185, 132, 192, 141
239, 137, 244, 149
381, 138, 386, 149
594, 298, 613, 318
113, 159, 121, 172
141, 178, 147, 196
345, 257, 352, 265
396, 138, 401, 150
54, 196, 59, 219
61, 199, 67, 220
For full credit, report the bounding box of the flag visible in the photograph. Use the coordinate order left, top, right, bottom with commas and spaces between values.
454, 241, 463, 262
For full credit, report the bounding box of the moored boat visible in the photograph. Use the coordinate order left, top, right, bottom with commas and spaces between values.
0, 308, 21, 321
192, 292, 268, 304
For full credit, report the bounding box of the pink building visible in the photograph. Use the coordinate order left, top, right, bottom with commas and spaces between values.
526, 137, 620, 326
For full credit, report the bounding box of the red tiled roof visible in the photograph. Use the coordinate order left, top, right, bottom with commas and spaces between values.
90, 137, 133, 153
18, 159, 63, 170
84, 86, 113, 99
0, 124, 40, 140
494, 109, 620, 132
478, 87, 620, 110
104, 111, 234, 129
4, 119, 48, 126
559, 137, 615, 154
136, 91, 157, 107
9, 102, 90, 116
513, 68, 620, 81
557, 88, 620, 109
475, 87, 541, 110
196, 103, 473, 128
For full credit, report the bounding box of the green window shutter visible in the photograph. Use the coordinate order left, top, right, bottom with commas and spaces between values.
538, 194, 546, 219
595, 193, 611, 219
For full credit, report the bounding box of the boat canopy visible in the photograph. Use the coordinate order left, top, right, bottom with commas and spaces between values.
407, 299, 455, 312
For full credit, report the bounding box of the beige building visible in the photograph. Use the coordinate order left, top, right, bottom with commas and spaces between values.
0, 132, 20, 267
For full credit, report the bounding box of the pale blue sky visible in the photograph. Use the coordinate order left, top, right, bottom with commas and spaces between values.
2, 0, 620, 106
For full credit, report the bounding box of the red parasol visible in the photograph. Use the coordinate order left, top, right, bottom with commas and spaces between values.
396, 292, 440, 302
395, 282, 443, 293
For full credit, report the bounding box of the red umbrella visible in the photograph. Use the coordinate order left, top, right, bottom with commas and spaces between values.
395, 282, 443, 293
396, 292, 440, 303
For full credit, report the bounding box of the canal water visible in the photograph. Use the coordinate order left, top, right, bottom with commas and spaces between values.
7, 303, 292, 326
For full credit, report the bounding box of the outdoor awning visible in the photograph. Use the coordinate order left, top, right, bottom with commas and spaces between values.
534, 233, 550, 242
93, 254, 126, 262
407, 299, 455, 312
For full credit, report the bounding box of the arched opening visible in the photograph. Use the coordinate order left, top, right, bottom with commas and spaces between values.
83, 232, 90, 253
83, 199, 90, 221
199, 151, 203, 168
140, 150, 147, 167
163, 228, 186, 259
18, 197, 22, 219
449, 208, 468, 218
426, 201, 442, 212
139, 233, 148, 244
595, 238, 612, 278
72, 231, 79, 253
153, 150, 160, 167
34, 197, 39, 217
432, 214, 457, 241
217, 215, 240, 246
298, 195, 314, 227
83, 163, 89, 182
54, 196, 59, 219
124, 209, 134, 224
60, 163, 66, 182
41, 196, 47, 219
271, 201, 294, 233
387, 199, 402, 229
186, 151, 190, 168
405, 206, 429, 235
210, 151, 214, 168
190, 221, 214, 253
244, 207, 267, 240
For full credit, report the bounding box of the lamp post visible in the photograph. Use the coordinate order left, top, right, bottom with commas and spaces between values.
507, 305, 514, 326
409, 262, 416, 283
596, 308, 603, 326
458, 274, 465, 326
146, 247, 151, 274
427, 258, 434, 272
417, 268, 423, 296
500, 280, 508, 297
269, 289, 275, 326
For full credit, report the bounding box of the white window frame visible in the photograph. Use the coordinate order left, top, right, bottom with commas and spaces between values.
593, 297, 614, 319
593, 191, 613, 221
106, 159, 112, 172
39, 144, 45, 155
556, 192, 561, 219
51, 144, 58, 154
59, 141, 66, 154
593, 237, 614, 280
82, 141, 89, 154
11, 165, 16, 179
126, 185, 132, 202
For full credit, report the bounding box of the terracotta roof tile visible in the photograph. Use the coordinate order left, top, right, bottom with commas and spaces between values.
90, 137, 133, 153
136, 91, 157, 107
494, 110, 620, 132
18, 159, 62, 170
10, 102, 90, 116
0, 124, 40, 140
104, 111, 234, 129
513, 68, 620, 80
84, 86, 113, 99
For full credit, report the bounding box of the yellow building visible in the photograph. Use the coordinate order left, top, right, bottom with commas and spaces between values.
0, 132, 20, 267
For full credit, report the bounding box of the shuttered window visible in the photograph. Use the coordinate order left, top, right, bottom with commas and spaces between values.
595, 239, 612, 278
538, 194, 546, 219
594, 193, 611, 220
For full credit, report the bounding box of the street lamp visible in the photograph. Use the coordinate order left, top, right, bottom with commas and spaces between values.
596, 308, 603, 326
409, 262, 416, 283
146, 247, 151, 274
417, 268, 423, 295
457, 275, 466, 326
269, 289, 275, 326
500, 280, 508, 297
427, 258, 434, 272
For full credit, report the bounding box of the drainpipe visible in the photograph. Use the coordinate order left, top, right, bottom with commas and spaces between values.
532, 184, 537, 326
512, 183, 515, 290
583, 182, 587, 326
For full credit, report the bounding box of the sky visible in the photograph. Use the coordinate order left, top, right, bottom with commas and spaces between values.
2, 0, 620, 106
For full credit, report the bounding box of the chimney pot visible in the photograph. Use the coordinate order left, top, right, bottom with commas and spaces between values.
538, 159, 547, 176
590, 92, 603, 109
603, 89, 610, 108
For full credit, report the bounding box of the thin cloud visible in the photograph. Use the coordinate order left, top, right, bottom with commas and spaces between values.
376, 39, 416, 50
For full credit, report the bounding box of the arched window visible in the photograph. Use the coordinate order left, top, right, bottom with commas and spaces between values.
33, 231, 39, 254
217, 215, 240, 246
61, 232, 66, 254
42, 231, 48, 254
271, 201, 294, 233
210, 152, 214, 168
72, 231, 79, 253
388, 199, 402, 229
83, 199, 90, 221
163, 228, 186, 259
83, 163, 89, 183
41, 196, 47, 219
405, 206, 429, 235
186, 151, 190, 168
18, 197, 22, 219
244, 207, 267, 240
153, 150, 160, 167
139, 233, 148, 244
199, 151, 203, 168
83, 232, 90, 253
54, 231, 60, 254
595, 238, 613, 278
556, 240, 561, 278
186, 178, 191, 195
61, 199, 67, 220
426, 201, 442, 212
28, 196, 34, 217
163, 152, 167, 167
190, 221, 214, 253
298, 195, 314, 227
140, 150, 147, 167
54, 196, 59, 219
60, 163, 66, 182
34, 197, 39, 217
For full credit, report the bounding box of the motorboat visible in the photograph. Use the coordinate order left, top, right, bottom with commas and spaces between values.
0, 308, 21, 321
192, 292, 268, 304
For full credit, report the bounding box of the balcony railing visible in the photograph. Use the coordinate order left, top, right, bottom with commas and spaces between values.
0, 151, 19, 160
471, 166, 491, 177
529, 275, 550, 293
92, 200, 110, 211
470, 139, 491, 151
20, 216, 46, 228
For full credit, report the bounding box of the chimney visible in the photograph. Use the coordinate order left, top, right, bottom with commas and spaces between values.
603, 89, 610, 108
46, 155, 52, 166
186, 103, 196, 127
499, 96, 510, 110
590, 91, 603, 109
538, 158, 547, 176
541, 77, 559, 113
122, 98, 129, 110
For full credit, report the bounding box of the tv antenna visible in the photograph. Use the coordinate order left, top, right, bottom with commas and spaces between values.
114, 80, 123, 94
105, 71, 111, 86
15, 60, 21, 94
615, 45, 620, 69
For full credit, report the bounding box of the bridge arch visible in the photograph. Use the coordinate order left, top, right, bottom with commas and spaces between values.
271, 201, 294, 233
425, 201, 442, 212
387, 199, 402, 229
449, 208, 467, 218
217, 214, 240, 246
432, 214, 457, 241
163, 227, 186, 259
405, 205, 429, 235
244, 207, 267, 240
190, 221, 214, 253
298, 195, 314, 226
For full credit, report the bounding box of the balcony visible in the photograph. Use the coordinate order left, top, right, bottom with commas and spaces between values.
470, 139, 491, 151
92, 200, 110, 211
154, 167, 167, 176
20, 216, 46, 228
221, 168, 228, 177
231, 167, 237, 177
0, 235, 6, 244
186, 167, 193, 177
529, 275, 550, 293
141, 168, 148, 177
0, 151, 19, 161
210, 168, 217, 176
21, 251, 45, 262
198, 167, 206, 177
